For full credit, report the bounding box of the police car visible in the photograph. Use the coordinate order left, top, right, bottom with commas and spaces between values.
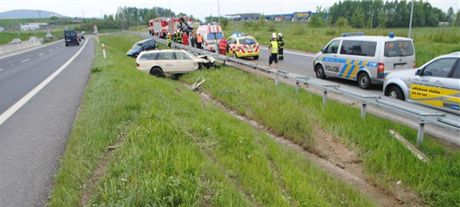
384, 52, 460, 114
227, 33, 260, 60
313, 32, 415, 89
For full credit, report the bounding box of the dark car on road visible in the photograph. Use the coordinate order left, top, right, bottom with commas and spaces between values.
64, 30, 80, 47
126, 38, 157, 58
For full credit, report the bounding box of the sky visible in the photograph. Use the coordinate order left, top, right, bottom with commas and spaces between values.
0, 0, 459, 20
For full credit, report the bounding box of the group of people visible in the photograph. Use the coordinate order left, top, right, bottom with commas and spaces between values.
268, 32, 285, 68
167, 31, 204, 49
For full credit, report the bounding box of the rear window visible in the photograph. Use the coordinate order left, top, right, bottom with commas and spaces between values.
207, 32, 224, 40
340, 40, 376, 57
384, 41, 414, 57
65, 31, 76, 37
239, 38, 256, 45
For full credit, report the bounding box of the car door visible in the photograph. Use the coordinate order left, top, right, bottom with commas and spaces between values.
338, 40, 377, 80
321, 39, 341, 77
174, 51, 194, 72
409, 58, 460, 112
227, 38, 237, 54
155, 51, 176, 72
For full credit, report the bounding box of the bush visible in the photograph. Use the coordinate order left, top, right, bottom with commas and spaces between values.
336, 17, 350, 28
309, 16, 325, 28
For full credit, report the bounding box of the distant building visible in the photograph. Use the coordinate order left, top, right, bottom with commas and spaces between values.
20, 22, 47, 31
227, 11, 313, 22
0, 27, 4, 32
438, 22, 450, 26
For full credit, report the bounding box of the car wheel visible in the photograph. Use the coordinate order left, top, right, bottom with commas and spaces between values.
357, 72, 372, 89
150, 67, 163, 77
386, 85, 405, 100
315, 65, 326, 79
254, 56, 259, 60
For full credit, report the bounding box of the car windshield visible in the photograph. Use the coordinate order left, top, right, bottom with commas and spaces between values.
65, 32, 76, 37
384, 40, 414, 57
239, 38, 256, 45
207, 32, 224, 40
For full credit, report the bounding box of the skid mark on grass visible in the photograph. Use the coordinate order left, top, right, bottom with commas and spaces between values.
79, 124, 131, 206
183, 129, 259, 207
195, 90, 412, 207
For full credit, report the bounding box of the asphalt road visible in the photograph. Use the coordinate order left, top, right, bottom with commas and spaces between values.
0, 38, 94, 206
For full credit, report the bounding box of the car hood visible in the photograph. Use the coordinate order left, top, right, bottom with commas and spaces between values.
385, 68, 417, 84
126, 48, 141, 56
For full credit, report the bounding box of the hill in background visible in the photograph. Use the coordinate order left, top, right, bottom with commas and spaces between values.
0, 9, 65, 19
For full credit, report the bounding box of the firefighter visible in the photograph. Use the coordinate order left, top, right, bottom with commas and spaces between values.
268, 35, 278, 68
176, 30, 183, 44
218, 38, 227, 55
196, 33, 203, 49
277, 33, 285, 60
167, 32, 172, 48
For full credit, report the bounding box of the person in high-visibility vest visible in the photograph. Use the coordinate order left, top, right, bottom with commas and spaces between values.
218, 38, 227, 55
196, 33, 203, 49
167, 33, 172, 48
277, 33, 285, 60
268, 35, 279, 68
176, 31, 183, 44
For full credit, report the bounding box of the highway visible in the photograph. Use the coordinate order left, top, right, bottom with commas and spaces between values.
0, 38, 94, 206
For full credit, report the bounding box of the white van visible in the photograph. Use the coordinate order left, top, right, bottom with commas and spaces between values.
313, 33, 415, 89
196, 23, 224, 51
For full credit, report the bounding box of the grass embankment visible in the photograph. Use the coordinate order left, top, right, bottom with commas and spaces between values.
182, 68, 460, 206
49, 34, 374, 206
0, 30, 64, 45
225, 21, 460, 66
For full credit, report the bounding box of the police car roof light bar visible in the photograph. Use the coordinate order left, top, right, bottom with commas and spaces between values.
341, 32, 365, 37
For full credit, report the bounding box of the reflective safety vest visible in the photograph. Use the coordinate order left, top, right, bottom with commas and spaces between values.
270, 40, 278, 54
197, 35, 203, 43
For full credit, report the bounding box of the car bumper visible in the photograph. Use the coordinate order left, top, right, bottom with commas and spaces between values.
236, 51, 260, 57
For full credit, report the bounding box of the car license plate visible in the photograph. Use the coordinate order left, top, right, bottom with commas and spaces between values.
394, 63, 406, 70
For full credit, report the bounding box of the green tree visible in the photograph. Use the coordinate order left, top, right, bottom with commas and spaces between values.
351, 6, 366, 28
336, 17, 349, 28
456, 10, 460, 26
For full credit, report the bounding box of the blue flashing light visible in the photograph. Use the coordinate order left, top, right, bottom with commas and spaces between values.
389, 32, 395, 38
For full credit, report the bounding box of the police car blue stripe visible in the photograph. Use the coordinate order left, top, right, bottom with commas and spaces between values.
339, 64, 348, 76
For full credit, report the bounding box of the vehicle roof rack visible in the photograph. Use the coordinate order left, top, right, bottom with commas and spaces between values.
341, 32, 365, 37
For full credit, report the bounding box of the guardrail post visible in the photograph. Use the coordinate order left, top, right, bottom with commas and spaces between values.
322, 90, 328, 106
295, 82, 300, 94
360, 101, 367, 119
417, 120, 425, 146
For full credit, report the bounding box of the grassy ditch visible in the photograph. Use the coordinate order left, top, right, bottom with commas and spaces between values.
49, 34, 374, 206
182, 67, 460, 206
225, 21, 460, 66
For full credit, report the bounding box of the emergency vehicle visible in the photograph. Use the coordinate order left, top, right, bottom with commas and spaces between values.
227, 33, 260, 59
196, 23, 224, 51
384, 52, 460, 114
148, 18, 168, 38
314, 32, 415, 89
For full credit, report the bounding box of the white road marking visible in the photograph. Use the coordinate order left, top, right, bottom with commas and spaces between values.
0, 39, 89, 126
0, 40, 64, 61
38, 53, 45, 57
21, 58, 31, 63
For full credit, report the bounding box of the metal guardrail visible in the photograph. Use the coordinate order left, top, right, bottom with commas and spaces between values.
151, 35, 460, 146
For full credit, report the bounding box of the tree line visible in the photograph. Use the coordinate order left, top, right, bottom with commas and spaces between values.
327, 0, 459, 28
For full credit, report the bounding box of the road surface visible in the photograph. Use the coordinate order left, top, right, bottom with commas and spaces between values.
0, 39, 94, 206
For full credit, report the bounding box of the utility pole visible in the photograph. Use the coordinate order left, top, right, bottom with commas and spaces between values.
217, 0, 221, 25
408, 0, 414, 38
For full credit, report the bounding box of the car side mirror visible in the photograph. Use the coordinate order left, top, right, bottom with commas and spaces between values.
320, 48, 325, 53
415, 69, 421, 76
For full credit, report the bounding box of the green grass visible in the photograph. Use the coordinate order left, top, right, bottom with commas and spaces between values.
225, 21, 460, 66
0, 30, 63, 45
181, 68, 460, 206
49, 34, 374, 206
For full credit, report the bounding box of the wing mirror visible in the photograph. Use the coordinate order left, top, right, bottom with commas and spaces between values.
415, 69, 421, 76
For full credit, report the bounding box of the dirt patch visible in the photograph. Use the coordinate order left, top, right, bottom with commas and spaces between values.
196, 90, 424, 207
79, 125, 130, 206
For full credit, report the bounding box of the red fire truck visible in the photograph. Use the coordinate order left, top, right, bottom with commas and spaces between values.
148, 17, 168, 38
148, 17, 194, 38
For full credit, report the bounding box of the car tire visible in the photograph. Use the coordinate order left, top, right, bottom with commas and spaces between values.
315, 64, 326, 79
254, 56, 259, 60
357, 72, 372, 89
150, 67, 163, 77
386, 85, 405, 100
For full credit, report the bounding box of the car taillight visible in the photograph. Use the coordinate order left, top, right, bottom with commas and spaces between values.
377, 63, 385, 78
